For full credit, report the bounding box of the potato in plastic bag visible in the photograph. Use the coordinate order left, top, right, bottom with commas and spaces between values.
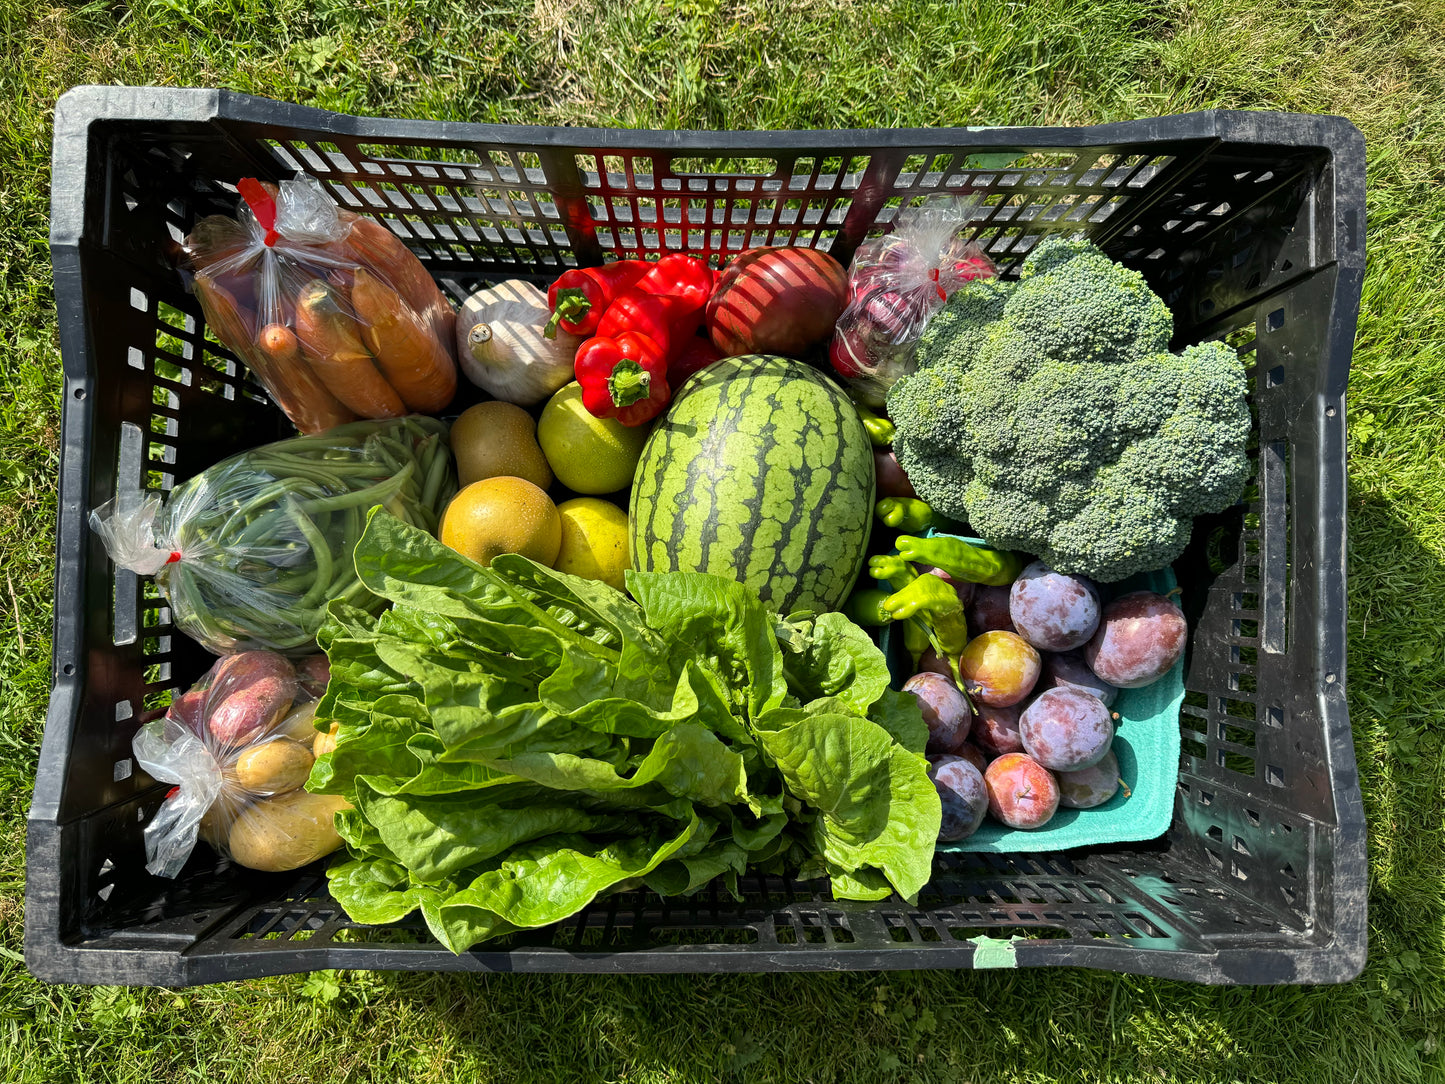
133, 651, 350, 877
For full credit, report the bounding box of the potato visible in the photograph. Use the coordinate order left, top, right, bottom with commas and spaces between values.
199, 802, 232, 849
227, 791, 351, 872
233, 737, 314, 796
199, 792, 250, 849
272, 701, 320, 744
207, 652, 298, 745
313, 720, 341, 759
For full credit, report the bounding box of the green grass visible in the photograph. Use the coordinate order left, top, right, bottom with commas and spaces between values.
2, 0, 1444, 1080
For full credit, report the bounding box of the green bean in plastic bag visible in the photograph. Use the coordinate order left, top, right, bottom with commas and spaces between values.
90, 416, 456, 655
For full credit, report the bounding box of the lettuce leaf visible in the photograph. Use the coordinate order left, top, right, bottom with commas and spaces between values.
754, 707, 939, 902
313, 510, 940, 953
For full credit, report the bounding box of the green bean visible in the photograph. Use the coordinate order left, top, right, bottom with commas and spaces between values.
294, 462, 414, 516
168, 417, 456, 653
246, 459, 382, 490
419, 436, 452, 512
223, 478, 308, 525
287, 503, 335, 611
335, 574, 377, 608
325, 511, 366, 594
229, 506, 296, 549
247, 449, 378, 473
270, 568, 321, 596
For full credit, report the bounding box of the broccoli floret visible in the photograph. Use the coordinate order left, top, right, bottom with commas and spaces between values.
887, 237, 1251, 582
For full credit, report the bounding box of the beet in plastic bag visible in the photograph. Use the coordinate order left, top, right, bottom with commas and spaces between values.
829, 197, 996, 408
132, 651, 348, 877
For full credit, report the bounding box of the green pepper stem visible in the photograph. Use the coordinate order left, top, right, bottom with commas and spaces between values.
607, 358, 653, 407
545, 288, 591, 340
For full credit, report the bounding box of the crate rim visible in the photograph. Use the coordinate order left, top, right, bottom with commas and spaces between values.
31, 86, 1368, 986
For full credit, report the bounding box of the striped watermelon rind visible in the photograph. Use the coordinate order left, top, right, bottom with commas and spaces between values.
629, 354, 875, 617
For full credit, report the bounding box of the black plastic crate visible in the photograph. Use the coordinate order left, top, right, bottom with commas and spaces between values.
28, 86, 1366, 986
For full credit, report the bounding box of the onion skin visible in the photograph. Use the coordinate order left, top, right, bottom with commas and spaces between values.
706, 247, 847, 357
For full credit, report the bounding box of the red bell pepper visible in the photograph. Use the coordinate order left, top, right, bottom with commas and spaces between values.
597, 289, 702, 361
575, 331, 671, 427
545, 260, 650, 339
637, 253, 717, 310
667, 335, 723, 386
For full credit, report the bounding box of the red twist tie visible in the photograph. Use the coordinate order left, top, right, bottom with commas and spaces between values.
237, 177, 281, 247
165, 551, 183, 565
930, 266, 945, 300
166, 786, 180, 800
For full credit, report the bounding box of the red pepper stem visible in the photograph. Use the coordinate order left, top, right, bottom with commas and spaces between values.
545, 288, 592, 339
607, 358, 653, 407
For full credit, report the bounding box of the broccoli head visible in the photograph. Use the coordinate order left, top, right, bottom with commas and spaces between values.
888, 236, 1251, 582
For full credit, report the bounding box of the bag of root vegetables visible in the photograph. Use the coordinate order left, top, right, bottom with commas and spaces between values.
828, 196, 996, 408
180, 174, 458, 433
132, 651, 349, 877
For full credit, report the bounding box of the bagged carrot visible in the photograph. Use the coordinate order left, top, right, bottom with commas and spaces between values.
179, 174, 459, 432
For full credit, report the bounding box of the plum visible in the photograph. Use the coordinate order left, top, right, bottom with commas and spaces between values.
958, 631, 1040, 707
1038, 650, 1117, 707
984, 753, 1059, 830
1009, 562, 1100, 651
930, 754, 989, 841
971, 702, 1024, 757
955, 743, 990, 773
967, 584, 1016, 635
903, 672, 971, 755
916, 647, 954, 678
1019, 687, 1114, 771
1057, 749, 1122, 809
873, 448, 917, 499
1085, 591, 1188, 689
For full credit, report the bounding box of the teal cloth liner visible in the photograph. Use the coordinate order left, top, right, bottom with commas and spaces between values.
878, 535, 1184, 854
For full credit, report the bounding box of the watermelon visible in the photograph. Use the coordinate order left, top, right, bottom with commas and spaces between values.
629, 354, 875, 616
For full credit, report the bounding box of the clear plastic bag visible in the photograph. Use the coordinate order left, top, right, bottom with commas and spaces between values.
134, 651, 349, 877
90, 416, 455, 655
181, 175, 458, 433
829, 197, 997, 408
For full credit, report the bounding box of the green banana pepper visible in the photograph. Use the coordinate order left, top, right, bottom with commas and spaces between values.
868, 553, 915, 594
854, 403, 895, 446
901, 618, 931, 670
875, 498, 939, 532
894, 534, 1023, 586
846, 588, 893, 626
880, 574, 970, 656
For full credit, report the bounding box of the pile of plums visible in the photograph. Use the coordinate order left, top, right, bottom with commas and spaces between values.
903, 562, 1187, 841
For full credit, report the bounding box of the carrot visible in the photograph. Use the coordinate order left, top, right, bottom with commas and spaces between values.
293, 279, 406, 419
256, 323, 356, 433
325, 265, 358, 296
350, 267, 457, 413
184, 215, 253, 272
345, 217, 457, 354
193, 271, 258, 358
